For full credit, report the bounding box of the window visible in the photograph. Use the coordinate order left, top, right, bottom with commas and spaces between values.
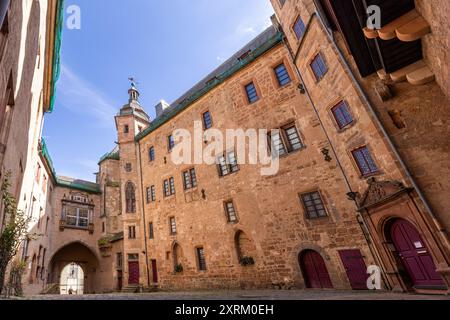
169, 217, 177, 235
310, 53, 328, 81
64, 206, 90, 228
149, 146, 155, 161
125, 163, 132, 172
352, 146, 378, 176
128, 226, 136, 239
149, 222, 154, 239
42, 175, 47, 193
124, 125, 129, 134
35, 164, 41, 183
202, 111, 212, 129
332, 101, 353, 129
102, 222, 105, 233
274, 63, 291, 87
116, 253, 123, 268
269, 123, 304, 156
45, 217, 49, 235
163, 177, 176, 197
224, 201, 238, 223
182, 168, 197, 190
245, 82, 259, 104
125, 182, 136, 213
167, 134, 175, 151
196, 247, 207, 271
217, 151, 239, 177
0, 12, 8, 62
300, 191, 327, 219
146, 185, 156, 203
293, 16, 306, 39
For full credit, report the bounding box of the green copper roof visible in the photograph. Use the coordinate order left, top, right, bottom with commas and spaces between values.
56, 176, 101, 194
135, 29, 284, 142
47, 0, 65, 113
40, 138, 57, 180
98, 146, 120, 164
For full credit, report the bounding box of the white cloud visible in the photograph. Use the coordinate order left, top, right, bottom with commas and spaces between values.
57, 64, 118, 127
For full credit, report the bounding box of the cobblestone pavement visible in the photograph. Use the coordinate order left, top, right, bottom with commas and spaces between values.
15, 290, 450, 300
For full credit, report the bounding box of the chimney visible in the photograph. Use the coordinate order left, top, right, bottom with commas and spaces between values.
155, 100, 170, 117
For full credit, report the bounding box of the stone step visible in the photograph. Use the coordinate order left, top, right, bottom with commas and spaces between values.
390, 60, 426, 83
406, 65, 435, 85
378, 10, 419, 40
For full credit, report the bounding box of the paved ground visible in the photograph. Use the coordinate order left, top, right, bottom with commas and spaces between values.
14, 290, 450, 300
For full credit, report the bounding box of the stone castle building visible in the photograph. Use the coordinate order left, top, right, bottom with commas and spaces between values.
3, 0, 448, 296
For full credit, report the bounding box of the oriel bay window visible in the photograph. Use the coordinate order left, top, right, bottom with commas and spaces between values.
182, 168, 197, 190
269, 123, 304, 156
61, 204, 93, 229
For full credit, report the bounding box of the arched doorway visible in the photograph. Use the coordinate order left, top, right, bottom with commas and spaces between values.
387, 219, 445, 288
48, 242, 100, 294
60, 263, 84, 295
299, 250, 333, 289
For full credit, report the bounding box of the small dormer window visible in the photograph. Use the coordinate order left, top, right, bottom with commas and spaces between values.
124, 125, 129, 134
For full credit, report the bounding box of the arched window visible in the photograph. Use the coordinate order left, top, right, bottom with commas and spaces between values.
125, 182, 136, 213
172, 243, 182, 272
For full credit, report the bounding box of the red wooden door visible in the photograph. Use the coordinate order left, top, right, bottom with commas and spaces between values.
128, 261, 140, 285
151, 260, 158, 283
299, 250, 333, 289
390, 219, 444, 287
339, 249, 368, 290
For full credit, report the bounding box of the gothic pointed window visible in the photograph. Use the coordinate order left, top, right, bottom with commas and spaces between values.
125, 182, 136, 213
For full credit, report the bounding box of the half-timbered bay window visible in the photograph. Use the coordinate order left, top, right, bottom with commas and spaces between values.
217, 151, 239, 177
269, 123, 304, 156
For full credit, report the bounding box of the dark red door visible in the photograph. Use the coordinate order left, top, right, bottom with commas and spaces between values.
151, 260, 158, 283
390, 219, 444, 287
128, 261, 140, 285
117, 270, 123, 291
339, 249, 368, 290
299, 250, 333, 289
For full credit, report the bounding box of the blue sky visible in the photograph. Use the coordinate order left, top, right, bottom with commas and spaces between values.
44, 0, 275, 182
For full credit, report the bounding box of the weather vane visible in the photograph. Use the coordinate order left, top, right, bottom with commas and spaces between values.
128, 77, 139, 88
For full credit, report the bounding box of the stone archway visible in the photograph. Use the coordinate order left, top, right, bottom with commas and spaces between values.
60, 263, 84, 295
48, 242, 100, 294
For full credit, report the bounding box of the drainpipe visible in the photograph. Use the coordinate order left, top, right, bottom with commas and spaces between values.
314, 12, 449, 248
137, 141, 151, 288
275, 13, 391, 290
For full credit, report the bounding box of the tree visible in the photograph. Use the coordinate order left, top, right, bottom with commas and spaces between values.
0, 172, 31, 295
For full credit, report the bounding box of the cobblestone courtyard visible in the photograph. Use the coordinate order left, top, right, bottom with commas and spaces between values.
16, 290, 450, 300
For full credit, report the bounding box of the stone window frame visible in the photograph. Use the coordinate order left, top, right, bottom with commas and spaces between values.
269, 57, 295, 89
240, 77, 262, 106
292, 14, 307, 41
182, 167, 198, 191
148, 222, 154, 240
148, 145, 155, 162
167, 134, 175, 152
224, 199, 239, 224
146, 185, 156, 203
169, 216, 177, 236
326, 97, 357, 133
128, 225, 137, 239
268, 120, 306, 158
217, 150, 240, 177
201, 109, 213, 130
163, 177, 176, 198
299, 190, 329, 220
195, 246, 207, 271
307, 49, 329, 83
348, 144, 381, 179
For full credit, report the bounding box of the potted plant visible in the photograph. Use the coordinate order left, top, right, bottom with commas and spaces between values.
174, 263, 183, 273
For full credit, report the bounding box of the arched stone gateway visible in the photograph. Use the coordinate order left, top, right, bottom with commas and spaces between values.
48, 242, 100, 294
